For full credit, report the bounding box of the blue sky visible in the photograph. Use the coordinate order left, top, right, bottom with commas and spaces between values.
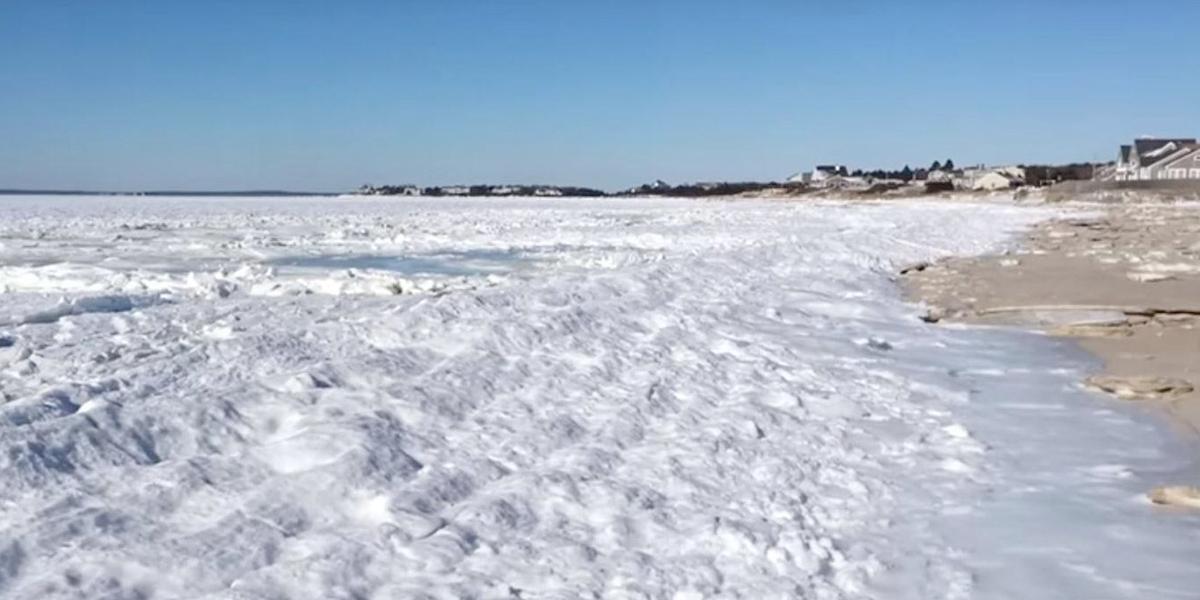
1, 1, 1197, 191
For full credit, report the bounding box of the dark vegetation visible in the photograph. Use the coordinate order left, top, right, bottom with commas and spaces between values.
1018, 163, 1095, 186
845, 158, 956, 182
614, 181, 806, 197
361, 184, 607, 197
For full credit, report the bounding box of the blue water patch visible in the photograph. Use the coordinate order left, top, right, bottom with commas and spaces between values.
268, 249, 531, 277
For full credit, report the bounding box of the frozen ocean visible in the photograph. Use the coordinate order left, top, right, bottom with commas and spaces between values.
0, 195, 1197, 599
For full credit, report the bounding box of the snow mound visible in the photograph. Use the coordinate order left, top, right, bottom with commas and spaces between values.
3, 293, 170, 326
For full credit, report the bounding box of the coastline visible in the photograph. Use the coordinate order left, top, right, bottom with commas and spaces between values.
903, 200, 1200, 504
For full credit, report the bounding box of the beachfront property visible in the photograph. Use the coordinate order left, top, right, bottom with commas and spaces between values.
788, 165, 849, 186
814, 174, 870, 190
1099, 137, 1200, 181
791, 162, 1023, 191
787, 165, 871, 190
970, 171, 1021, 191
358, 184, 420, 195
958, 165, 1025, 190
925, 169, 952, 183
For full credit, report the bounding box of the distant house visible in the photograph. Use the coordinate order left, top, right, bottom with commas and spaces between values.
358, 184, 420, 196
620, 180, 673, 195
1155, 145, 1200, 180
1108, 137, 1200, 181
958, 165, 1024, 190
972, 171, 1021, 191
926, 169, 952, 183
790, 165, 851, 187
812, 165, 848, 183
818, 175, 869, 191
995, 165, 1025, 180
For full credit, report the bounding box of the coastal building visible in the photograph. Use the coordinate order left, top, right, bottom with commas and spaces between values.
926, 169, 952, 183
357, 184, 420, 196
789, 165, 851, 187
994, 165, 1026, 180
815, 174, 869, 191
811, 165, 848, 184
1155, 145, 1200, 180
955, 166, 1024, 190
1104, 137, 1200, 181
971, 171, 1021, 191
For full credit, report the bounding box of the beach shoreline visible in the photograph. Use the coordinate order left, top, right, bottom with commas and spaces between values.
903, 199, 1200, 503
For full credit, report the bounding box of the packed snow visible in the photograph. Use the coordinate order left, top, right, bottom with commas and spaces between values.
0, 195, 1197, 599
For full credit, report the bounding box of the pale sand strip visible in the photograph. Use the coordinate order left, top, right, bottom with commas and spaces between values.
904, 202, 1200, 507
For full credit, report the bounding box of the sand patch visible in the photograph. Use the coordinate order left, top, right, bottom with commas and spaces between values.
1084, 375, 1194, 400
904, 202, 1200, 437
1148, 486, 1200, 509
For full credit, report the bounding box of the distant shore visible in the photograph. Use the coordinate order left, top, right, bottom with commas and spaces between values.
12, 175, 1198, 202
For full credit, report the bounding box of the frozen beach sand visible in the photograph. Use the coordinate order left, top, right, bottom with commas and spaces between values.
904, 202, 1200, 493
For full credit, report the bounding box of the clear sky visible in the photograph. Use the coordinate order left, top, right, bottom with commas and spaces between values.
1, 1, 1197, 192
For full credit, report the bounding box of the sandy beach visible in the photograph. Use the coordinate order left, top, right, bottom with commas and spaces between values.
905, 200, 1200, 503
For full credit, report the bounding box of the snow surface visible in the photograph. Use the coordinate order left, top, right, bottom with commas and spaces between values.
0, 195, 1198, 599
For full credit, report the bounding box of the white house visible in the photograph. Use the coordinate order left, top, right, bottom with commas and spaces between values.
789, 165, 850, 187
1154, 145, 1200, 180
1106, 137, 1200, 181
926, 169, 952, 183
817, 175, 869, 191
811, 165, 848, 183
972, 171, 1020, 191
994, 165, 1025, 180
357, 184, 420, 196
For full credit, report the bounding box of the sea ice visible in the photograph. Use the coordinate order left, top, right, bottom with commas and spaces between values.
0, 195, 1196, 599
